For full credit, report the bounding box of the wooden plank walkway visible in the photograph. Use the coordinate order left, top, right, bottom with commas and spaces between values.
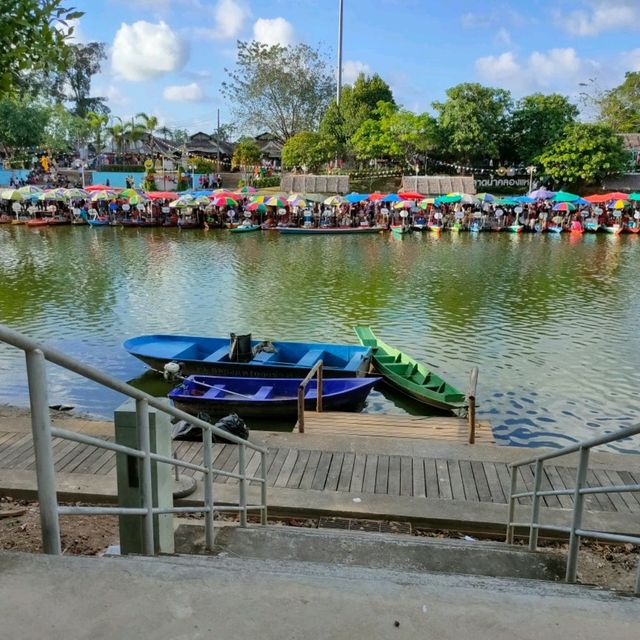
300, 411, 494, 443
1, 426, 639, 516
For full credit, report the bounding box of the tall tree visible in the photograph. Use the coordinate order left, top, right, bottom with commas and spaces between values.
0, 98, 49, 157
432, 83, 512, 163
86, 111, 109, 154
44, 103, 89, 153
136, 112, 159, 151
508, 93, 578, 165
597, 72, 640, 133
320, 72, 395, 159
53, 42, 109, 117
537, 123, 629, 189
281, 131, 331, 172
352, 102, 437, 165
222, 41, 333, 143
0, 1, 83, 97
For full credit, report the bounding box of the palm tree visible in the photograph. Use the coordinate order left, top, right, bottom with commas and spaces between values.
107, 117, 126, 163
86, 111, 109, 155
137, 112, 160, 152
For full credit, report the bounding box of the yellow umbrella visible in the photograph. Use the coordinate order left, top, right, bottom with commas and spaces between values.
1, 189, 24, 201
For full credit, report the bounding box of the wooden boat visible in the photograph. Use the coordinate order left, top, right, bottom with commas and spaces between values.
507, 225, 524, 233
390, 224, 410, 234
230, 224, 260, 233
547, 225, 563, 233
47, 216, 70, 225
168, 375, 380, 419
585, 221, 600, 233
354, 326, 467, 412
604, 224, 623, 235
26, 218, 48, 227
278, 227, 381, 235
626, 225, 640, 234
124, 334, 373, 378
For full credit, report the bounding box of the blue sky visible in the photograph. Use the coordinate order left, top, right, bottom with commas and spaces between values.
73, 0, 640, 133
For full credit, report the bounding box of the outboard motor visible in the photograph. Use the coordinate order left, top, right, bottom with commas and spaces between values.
229, 332, 252, 362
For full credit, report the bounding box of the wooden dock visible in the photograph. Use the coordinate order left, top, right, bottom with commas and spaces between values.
300, 411, 494, 443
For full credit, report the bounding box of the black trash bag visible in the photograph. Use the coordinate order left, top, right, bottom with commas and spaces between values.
172, 412, 249, 443
229, 332, 252, 362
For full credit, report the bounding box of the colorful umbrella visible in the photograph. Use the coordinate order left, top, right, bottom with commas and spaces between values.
118, 188, 145, 199
90, 190, 119, 201
603, 192, 629, 200
323, 195, 346, 206
609, 199, 629, 210
393, 200, 414, 209
267, 196, 290, 207
552, 202, 576, 212
418, 198, 435, 209
246, 202, 267, 213
476, 192, 495, 203
435, 194, 461, 204
146, 191, 177, 200
63, 188, 90, 200
368, 192, 388, 201
629, 192, 640, 201
211, 196, 239, 207
495, 197, 519, 206
0, 189, 24, 201
128, 195, 149, 206
209, 191, 239, 201
86, 184, 119, 192
514, 195, 535, 203
38, 188, 67, 201
379, 193, 401, 203
236, 185, 257, 194
17, 185, 43, 196
288, 196, 307, 207
529, 188, 555, 199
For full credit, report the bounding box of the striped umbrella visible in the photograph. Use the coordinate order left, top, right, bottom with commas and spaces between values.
246, 202, 267, 213
288, 196, 307, 207
90, 190, 119, 202
418, 198, 435, 209
211, 196, 239, 207
1, 189, 26, 201
209, 191, 239, 201
266, 195, 289, 207
393, 200, 414, 209
552, 202, 576, 212
236, 185, 257, 194
38, 188, 67, 201
17, 185, 43, 196
63, 188, 90, 200
323, 195, 346, 206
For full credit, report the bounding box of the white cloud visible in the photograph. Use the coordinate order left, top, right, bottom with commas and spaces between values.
163, 82, 207, 102
495, 28, 512, 47
476, 48, 599, 93
554, 1, 640, 36
342, 60, 371, 84
253, 17, 295, 47
214, 0, 250, 38
621, 48, 640, 71
112, 21, 189, 81
461, 7, 528, 29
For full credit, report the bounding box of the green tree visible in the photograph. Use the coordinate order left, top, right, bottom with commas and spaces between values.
432, 82, 512, 162
222, 41, 333, 143
352, 102, 437, 165
86, 111, 109, 154
232, 137, 261, 170
136, 112, 159, 152
44, 103, 89, 152
281, 131, 331, 172
53, 42, 109, 117
597, 72, 640, 133
107, 118, 126, 159
537, 123, 629, 189
0, 1, 83, 97
0, 98, 49, 157
320, 73, 395, 158
508, 93, 578, 165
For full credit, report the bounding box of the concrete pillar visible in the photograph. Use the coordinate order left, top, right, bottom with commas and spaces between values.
114, 398, 174, 555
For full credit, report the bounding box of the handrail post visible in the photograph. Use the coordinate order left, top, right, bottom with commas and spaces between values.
135, 398, 155, 555
202, 429, 215, 550
25, 348, 61, 555
297, 386, 305, 433
260, 450, 268, 525
316, 362, 323, 413
529, 460, 543, 550
467, 366, 478, 444
239, 444, 247, 527
566, 447, 590, 583
506, 465, 518, 544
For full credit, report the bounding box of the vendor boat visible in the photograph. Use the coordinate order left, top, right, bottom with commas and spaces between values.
230, 224, 260, 233
354, 326, 467, 412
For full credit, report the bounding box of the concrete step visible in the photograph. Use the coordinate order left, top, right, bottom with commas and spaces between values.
175, 523, 566, 582
1, 550, 636, 640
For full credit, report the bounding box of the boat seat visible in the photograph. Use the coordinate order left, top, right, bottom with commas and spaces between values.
297, 349, 324, 367
253, 385, 274, 400
204, 385, 225, 399
346, 352, 366, 371
253, 351, 277, 363
202, 345, 231, 363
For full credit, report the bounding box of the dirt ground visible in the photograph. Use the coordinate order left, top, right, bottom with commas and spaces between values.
1, 497, 637, 592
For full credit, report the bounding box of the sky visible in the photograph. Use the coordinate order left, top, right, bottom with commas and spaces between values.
72, 0, 640, 134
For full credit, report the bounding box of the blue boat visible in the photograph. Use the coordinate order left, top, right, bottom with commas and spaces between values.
168, 375, 381, 419
123, 334, 373, 378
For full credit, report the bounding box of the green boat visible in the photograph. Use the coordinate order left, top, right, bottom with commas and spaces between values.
230, 224, 260, 233
354, 326, 467, 412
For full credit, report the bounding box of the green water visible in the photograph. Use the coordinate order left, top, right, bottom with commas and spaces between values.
1, 225, 639, 452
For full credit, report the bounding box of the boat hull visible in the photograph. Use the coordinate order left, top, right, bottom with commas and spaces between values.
169, 376, 380, 419
230, 225, 260, 233
354, 326, 467, 412
278, 227, 381, 235
124, 334, 372, 378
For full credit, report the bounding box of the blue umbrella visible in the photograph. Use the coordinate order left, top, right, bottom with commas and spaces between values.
345, 192, 369, 203
380, 193, 401, 202
529, 188, 555, 199
514, 195, 535, 203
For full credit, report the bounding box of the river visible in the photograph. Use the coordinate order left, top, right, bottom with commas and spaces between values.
1, 225, 639, 453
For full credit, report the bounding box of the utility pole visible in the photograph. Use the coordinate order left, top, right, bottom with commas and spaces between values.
337, 0, 344, 105
216, 108, 221, 174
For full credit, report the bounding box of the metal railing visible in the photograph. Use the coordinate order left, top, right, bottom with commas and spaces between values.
505, 421, 640, 594
295, 360, 323, 433
0, 324, 268, 556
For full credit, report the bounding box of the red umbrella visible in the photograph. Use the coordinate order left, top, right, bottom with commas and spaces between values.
86, 184, 121, 192
584, 194, 610, 203
209, 191, 239, 201
368, 192, 388, 201
146, 191, 177, 200
398, 191, 424, 200
603, 192, 629, 200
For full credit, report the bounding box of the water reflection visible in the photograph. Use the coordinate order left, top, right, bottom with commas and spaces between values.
1, 225, 639, 452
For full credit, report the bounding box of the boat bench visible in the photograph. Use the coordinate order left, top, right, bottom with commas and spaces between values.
253, 385, 274, 400
204, 385, 225, 398
252, 351, 277, 363
202, 345, 232, 362
346, 352, 366, 371
296, 349, 324, 367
